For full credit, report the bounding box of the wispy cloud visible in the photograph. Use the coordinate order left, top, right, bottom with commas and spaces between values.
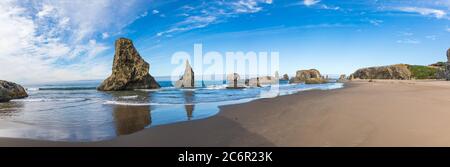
396, 39, 420, 44
156, 0, 272, 37
303, 0, 320, 6
425, 35, 437, 40
369, 19, 383, 26
395, 7, 447, 19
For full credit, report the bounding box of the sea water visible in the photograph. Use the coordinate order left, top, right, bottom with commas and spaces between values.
0, 78, 343, 141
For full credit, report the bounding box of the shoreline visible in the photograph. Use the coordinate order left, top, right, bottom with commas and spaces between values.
1, 80, 450, 146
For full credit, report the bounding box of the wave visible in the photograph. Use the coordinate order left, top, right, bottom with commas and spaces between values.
103, 100, 199, 106
117, 95, 139, 99
11, 98, 90, 102
203, 84, 228, 90
26, 87, 97, 91
104, 101, 161, 106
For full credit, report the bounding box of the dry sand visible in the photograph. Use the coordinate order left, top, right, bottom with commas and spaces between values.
1, 80, 450, 146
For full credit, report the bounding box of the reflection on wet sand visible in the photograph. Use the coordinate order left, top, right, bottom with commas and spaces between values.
113, 105, 151, 135
183, 91, 195, 120
0, 102, 24, 118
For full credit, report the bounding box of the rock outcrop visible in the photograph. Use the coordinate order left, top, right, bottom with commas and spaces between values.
98, 38, 160, 91
282, 74, 289, 80
175, 60, 195, 88
274, 71, 280, 80
245, 78, 261, 87
245, 76, 277, 87
446, 48, 450, 81
351, 64, 411, 80
226, 73, 245, 89
338, 74, 346, 82
289, 69, 327, 84
0, 80, 28, 102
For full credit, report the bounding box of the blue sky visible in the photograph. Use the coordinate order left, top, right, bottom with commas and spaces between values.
0, 0, 449, 84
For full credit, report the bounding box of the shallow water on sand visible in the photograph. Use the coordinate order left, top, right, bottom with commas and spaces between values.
0, 79, 343, 141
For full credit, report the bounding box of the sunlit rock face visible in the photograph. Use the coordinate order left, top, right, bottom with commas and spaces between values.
175, 60, 195, 88
351, 64, 411, 80
98, 38, 160, 91
0, 80, 28, 102
289, 69, 327, 84
226, 73, 245, 89
446, 48, 450, 81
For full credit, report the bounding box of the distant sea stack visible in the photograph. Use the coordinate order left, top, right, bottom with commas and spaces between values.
175, 60, 195, 88
282, 74, 289, 80
338, 74, 347, 82
98, 38, 160, 91
245, 76, 278, 87
226, 73, 245, 89
446, 48, 450, 80
289, 69, 327, 84
0, 80, 28, 102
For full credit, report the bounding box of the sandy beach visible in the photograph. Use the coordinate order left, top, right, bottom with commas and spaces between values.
1, 80, 450, 147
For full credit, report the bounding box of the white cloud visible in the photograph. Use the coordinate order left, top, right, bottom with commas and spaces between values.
0, 0, 148, 83
396, 7, 446, 19
369, 19, 383, 26
156, 0, 272, 37
320, 4, 340, 10
101, 32, 109, 39
426, 35, 437, 40
396, 39, 420, 44
304, 0, 320, 6
36, 4, 54, 18
152, 10, 160, 14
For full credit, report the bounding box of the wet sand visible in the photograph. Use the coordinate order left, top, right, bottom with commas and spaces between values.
1, 80, 450, 146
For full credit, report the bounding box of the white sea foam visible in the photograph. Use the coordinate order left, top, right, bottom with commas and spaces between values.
11, 98, 88, 102
118, 95, 138, 99
103, 100, 196, 106
204, 84, 228, 90
135, 88, 161, 92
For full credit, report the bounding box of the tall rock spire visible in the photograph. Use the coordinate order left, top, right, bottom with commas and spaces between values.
175, 60, 195, 88
98, 38, 160, 91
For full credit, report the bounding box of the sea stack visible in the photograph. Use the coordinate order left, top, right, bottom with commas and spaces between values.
0, 80, 28, 102
446, 48, 450, 81
175, 60, 195, 88
338, 74, 347, 82
98, 38, 160, 91
289, 69, 327, 84
226, 73, 245, 89
282, 74, 289, 80
274, 71, 280, 80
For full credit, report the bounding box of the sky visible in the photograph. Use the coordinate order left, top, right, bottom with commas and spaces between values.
0, 0, 449, 84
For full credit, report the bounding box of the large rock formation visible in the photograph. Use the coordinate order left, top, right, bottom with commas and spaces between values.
98, 38, 160, 91
352, 64, 411, 80
448, 48, 450, 62
245, 76, 278, 87
226, 73, 245, 89
446, 48, 450, 81
289, 69, 327, 84
175, 60, 195, 88
0, 80, 28, 102
274, 71, 280, 80
282, 74, 289, 80
338, 74, 347, 82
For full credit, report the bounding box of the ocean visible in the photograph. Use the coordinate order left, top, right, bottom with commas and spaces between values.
0, 78, 343, 141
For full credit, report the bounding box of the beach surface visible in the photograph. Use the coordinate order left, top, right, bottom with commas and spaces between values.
1, 80, 450, 146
